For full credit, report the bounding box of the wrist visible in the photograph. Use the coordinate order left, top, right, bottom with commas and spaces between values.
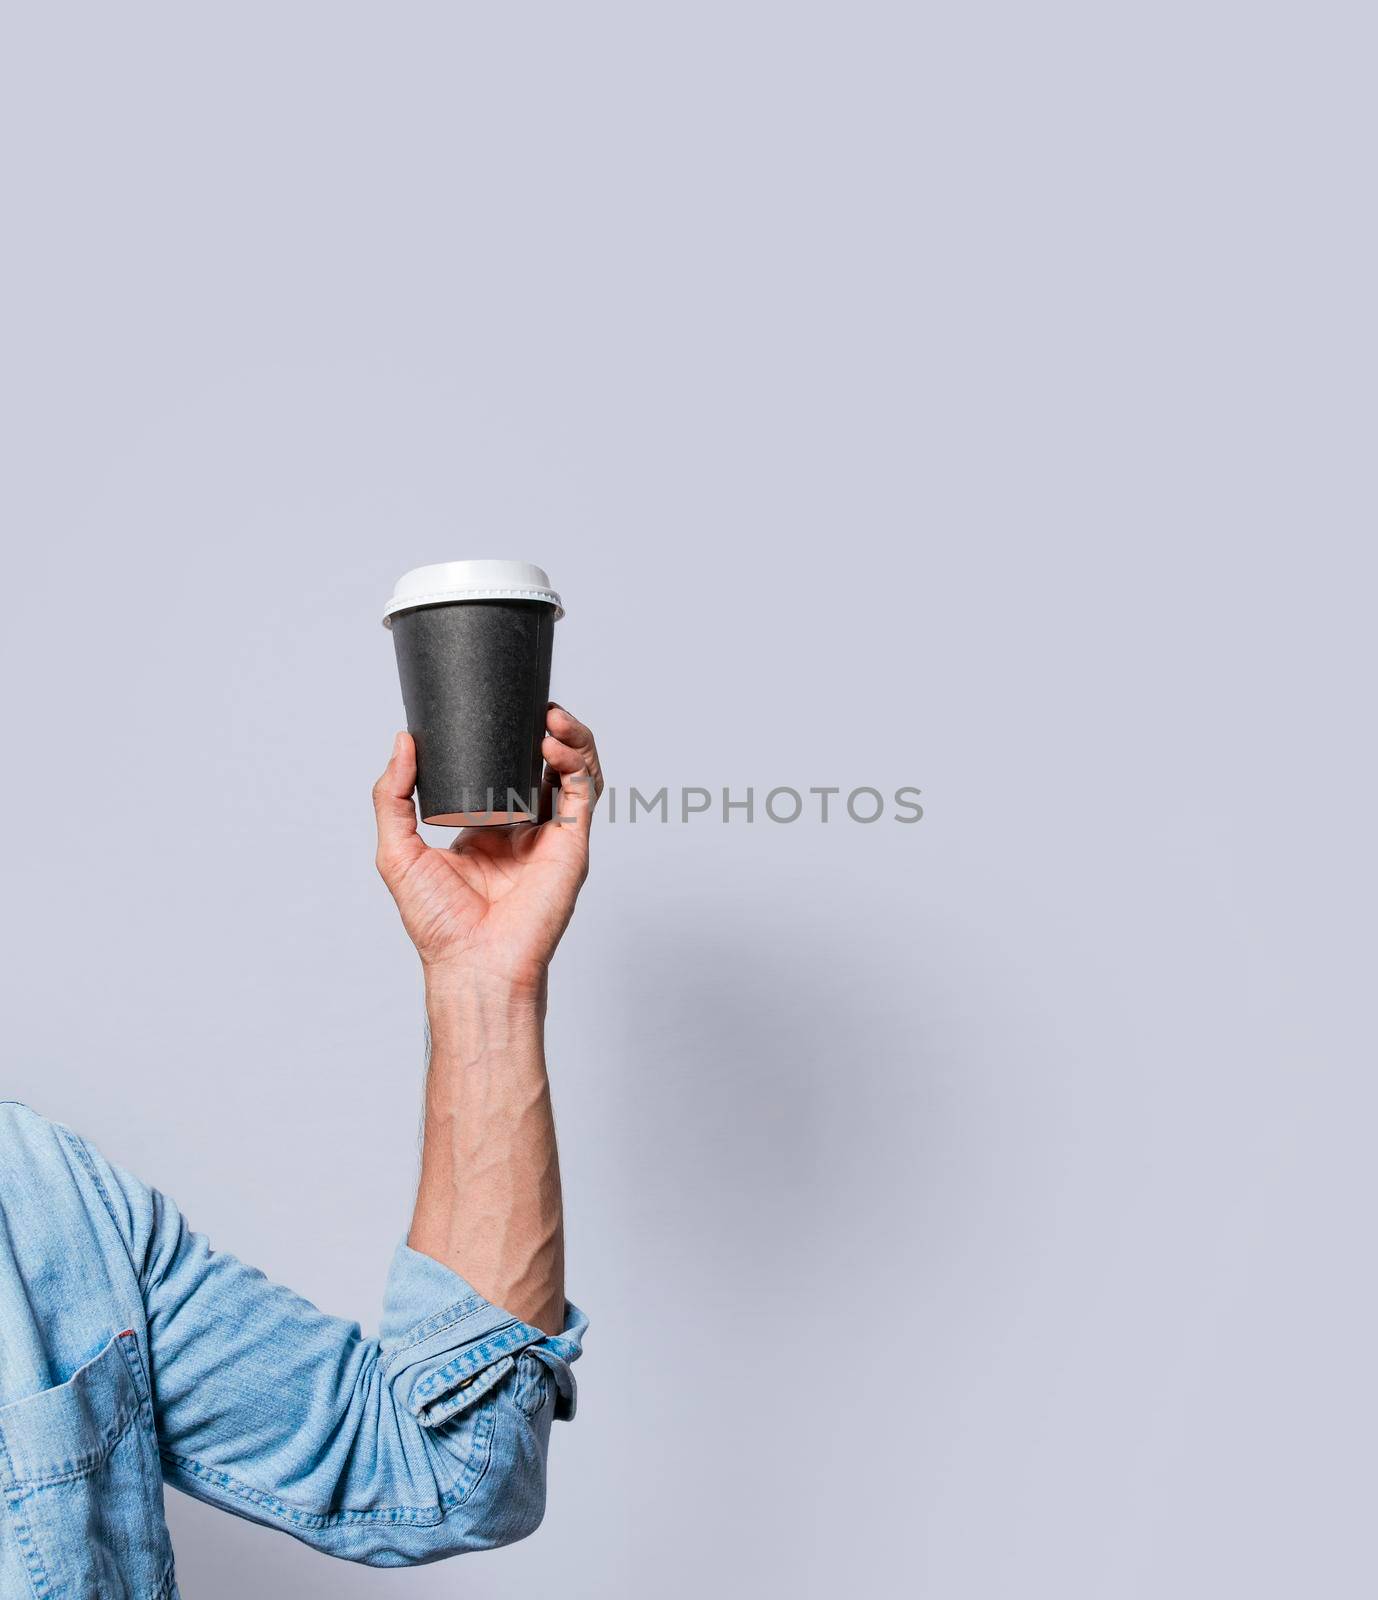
423, 961, 548, 1032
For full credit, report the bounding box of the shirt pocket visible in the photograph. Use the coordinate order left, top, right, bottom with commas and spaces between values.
0, 1331, 178, 1600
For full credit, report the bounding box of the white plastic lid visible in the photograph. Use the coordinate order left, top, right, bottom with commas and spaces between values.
382, 560, 563, 626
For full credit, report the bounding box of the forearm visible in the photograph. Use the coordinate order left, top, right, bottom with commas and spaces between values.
408, 969, 565, 1335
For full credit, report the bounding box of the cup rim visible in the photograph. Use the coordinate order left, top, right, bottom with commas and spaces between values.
382, 560, 564, 627
382, 586, 564, 627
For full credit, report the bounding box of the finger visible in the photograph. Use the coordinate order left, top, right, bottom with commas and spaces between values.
372, 731, 424, 875
540, 734, 590, 779
545, 704, 604, 798
548, 757, 597, 831
546, 702, 592, 750
542, 745, 600, 836
542, 736, 601, 832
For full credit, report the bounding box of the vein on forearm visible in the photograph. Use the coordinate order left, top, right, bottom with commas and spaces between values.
409, 981, 565, 1334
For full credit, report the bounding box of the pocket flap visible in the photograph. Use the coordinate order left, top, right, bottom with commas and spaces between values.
0, 1332, 142, 1488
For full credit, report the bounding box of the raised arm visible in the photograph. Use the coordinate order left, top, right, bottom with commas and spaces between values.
371, 705, 603, 1334
56, 706, 603, 1567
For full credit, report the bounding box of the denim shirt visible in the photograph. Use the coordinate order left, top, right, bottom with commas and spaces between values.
0, 1103, 586, 1594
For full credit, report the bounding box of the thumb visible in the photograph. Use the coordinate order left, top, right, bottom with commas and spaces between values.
373, 732, 424, 880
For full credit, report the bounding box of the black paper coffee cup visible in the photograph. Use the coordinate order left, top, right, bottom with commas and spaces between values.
383, 561, 563, 826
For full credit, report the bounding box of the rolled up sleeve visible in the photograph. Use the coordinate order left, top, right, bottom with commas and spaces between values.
381, 1242, 586, 1428
71, 1132, 587, 1568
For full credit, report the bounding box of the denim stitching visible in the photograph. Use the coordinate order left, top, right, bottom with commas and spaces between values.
59, 1128, 125, 1247
0, 1427, 54, 1599
3, 1400, 140, 1489
412, 1321, 541, 1404
157, 1391, 497, 1529
0, 1338, 143, 1488
377, 1296, 496, 1379
415, 1357, 515, 1429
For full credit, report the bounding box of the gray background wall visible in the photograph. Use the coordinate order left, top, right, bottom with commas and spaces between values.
2, 4, 1373, 1596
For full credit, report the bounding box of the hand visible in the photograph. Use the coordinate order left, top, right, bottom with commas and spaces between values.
373, 705, 604, 997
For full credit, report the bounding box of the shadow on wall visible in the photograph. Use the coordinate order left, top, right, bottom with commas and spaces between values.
580, 886, 937, 1587
599, 892, 896, 1315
